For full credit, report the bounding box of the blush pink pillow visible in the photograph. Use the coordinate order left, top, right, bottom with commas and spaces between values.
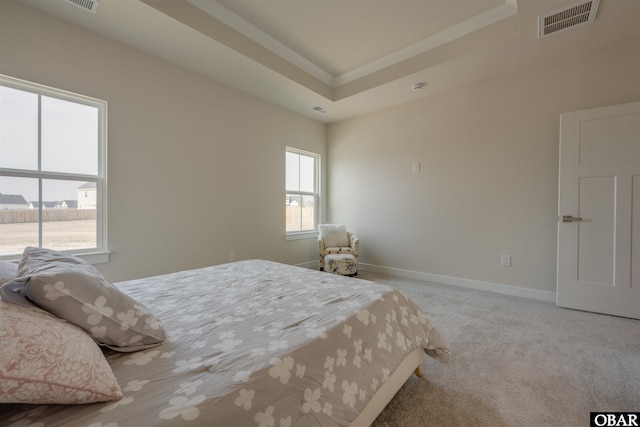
0, 298, 123, 404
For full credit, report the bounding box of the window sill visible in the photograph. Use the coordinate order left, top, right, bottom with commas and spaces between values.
285, 231, 318, 241
74, 250, 111, 264
1, 250, 110, 265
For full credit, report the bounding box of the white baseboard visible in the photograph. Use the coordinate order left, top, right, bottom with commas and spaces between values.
358, 263, 557, 303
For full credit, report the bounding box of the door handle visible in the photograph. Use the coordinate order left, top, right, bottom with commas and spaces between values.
561, 215, 583, 223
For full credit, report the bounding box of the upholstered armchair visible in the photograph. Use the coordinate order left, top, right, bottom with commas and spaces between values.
318, 224, 359, 273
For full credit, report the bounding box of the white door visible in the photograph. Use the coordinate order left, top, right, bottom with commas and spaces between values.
557, 101, 640, 319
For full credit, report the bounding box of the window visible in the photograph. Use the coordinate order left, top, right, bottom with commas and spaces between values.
285, 147, 319, 236
0, 75, 107, 261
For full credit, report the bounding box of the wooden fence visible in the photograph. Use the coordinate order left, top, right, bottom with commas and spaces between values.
0, 209, 96, 224
285, 206, 314, 231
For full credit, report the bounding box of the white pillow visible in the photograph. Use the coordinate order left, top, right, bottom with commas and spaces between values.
318, 224, 349, 248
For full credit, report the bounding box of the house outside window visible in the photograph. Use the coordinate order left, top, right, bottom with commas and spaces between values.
0, 75, 107, 261
285, 147, 319, 237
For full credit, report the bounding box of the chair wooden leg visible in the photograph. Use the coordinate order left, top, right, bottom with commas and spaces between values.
414, 366, 423, 378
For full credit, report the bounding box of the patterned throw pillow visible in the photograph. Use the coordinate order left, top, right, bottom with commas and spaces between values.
5, 247, 166, 352
0, 299, 123, 404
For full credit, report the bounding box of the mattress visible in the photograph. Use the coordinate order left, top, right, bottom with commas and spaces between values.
1, 259, 448, 426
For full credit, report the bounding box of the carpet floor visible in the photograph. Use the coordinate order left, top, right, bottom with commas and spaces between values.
358, 271, 640, 427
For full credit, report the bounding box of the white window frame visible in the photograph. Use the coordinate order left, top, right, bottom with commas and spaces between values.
285, 147, 320, 240
0, 75, 109, 263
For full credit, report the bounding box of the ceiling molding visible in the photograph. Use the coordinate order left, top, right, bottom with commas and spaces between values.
141, 0, 334, 99
145, 0, 520, 102
334, 2, 518, 86
334, 13, 521, 101
186, 0, 336, 86
186, 0, 518, 89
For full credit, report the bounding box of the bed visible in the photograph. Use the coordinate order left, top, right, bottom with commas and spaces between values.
0, 253, 448, 426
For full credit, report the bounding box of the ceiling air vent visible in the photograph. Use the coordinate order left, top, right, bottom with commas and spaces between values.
538, 0, 599, 38
311, 106, 328, 114
65, 0, 99, 14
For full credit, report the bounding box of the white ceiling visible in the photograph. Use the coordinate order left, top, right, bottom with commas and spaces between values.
18, 0, 640, 123
211, 0, 507, 76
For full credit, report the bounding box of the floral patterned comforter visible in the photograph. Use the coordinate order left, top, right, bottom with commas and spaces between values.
2, 260, 449, 426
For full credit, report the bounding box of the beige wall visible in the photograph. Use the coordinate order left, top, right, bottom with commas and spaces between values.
0, 0, 326, 282
328, 38, 640, 293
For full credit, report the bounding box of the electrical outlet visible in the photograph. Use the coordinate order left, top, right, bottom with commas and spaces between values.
229, 251, 236, 262
501, 255, 511, 267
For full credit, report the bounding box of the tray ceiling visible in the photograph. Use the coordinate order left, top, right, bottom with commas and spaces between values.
17, 0, 640, 122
